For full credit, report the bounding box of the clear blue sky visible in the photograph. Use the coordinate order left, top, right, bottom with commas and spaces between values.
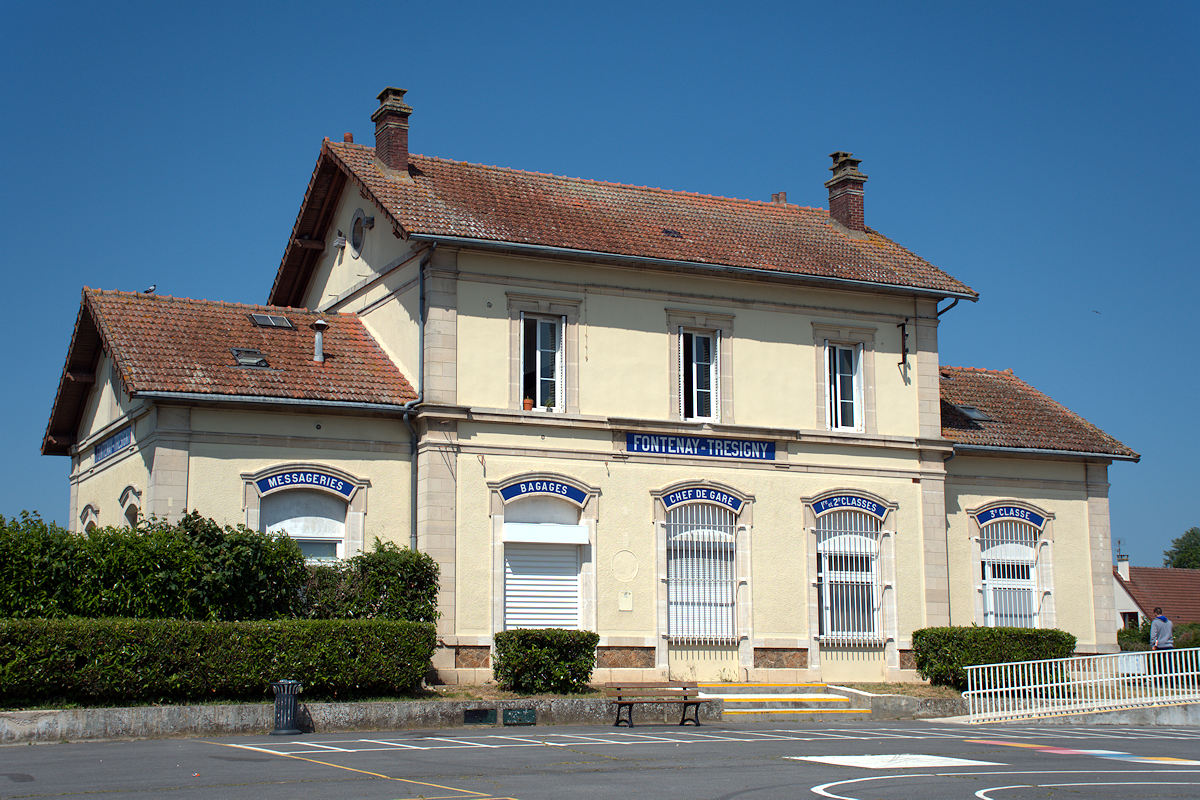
3, 1, 1195, 567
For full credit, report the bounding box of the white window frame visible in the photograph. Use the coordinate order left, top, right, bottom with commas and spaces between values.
520, 312, 565, 413
979, 519, 1041, 629
665, 502, 737, 645
679, 327, 720, 422
826, 341, 863, 432
814, 510, 883, 645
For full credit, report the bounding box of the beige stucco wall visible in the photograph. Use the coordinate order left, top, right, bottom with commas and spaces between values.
183, 408, 411, 549
946, 455, 1105, 650
452, 251, 925, 435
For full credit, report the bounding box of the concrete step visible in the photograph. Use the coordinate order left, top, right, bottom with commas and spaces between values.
721, 707, 873, 720
701, 693, 855, 710
696, 682, 829, 695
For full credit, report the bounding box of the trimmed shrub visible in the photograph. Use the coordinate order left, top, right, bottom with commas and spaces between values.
0, 617, 435, 707
492, 628, 599, 694
300, 540, 439, 623
1119, 619, 1200, 651
911, 626, 1077, 690
0, 511, 306, 620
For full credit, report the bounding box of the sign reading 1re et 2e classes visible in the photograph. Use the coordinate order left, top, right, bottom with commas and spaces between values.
625, 433, 775, 461
812, 495, 887, 521
974, 506, 1046, 529
256, 470, 356, 499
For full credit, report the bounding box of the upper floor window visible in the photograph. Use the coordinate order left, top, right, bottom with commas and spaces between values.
680, 329, 719, 421
826, 342, 862, 431
522, 314, 564, 412
509, 294, 581, 414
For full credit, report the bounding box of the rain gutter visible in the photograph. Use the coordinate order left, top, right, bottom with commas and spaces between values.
952, 443, 1140, 462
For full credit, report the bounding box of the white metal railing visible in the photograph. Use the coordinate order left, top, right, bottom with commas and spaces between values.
965, 648, 1200, 722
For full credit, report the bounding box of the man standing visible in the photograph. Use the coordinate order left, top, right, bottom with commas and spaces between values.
1150, 606, 1174, 690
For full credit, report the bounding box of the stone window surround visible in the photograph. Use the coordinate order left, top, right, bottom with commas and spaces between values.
967, 500, 1056, 630
80, 502, 100, 531
651, 480, 754, 673
507, 293, 582, 414
487, 472, 601, 639
667, 309, 734, 423
812, 323, 877, 434
240, 462, 371, 558
801, 488, 899, 671
119, 485, 141, 526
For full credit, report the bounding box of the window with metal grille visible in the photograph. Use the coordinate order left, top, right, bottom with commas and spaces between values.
826, 342, 862, 431
980, 519, 1039, 628
521, 314, 564, 411
815, 509, 882, 645
680, 329, 719, 421
666, 502, 736, 644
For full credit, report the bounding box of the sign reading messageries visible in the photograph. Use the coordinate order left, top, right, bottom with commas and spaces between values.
625, 433, 775, 461
256, 470, 356, 499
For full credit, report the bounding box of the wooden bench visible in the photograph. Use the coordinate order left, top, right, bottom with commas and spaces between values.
604, 681, 702, 727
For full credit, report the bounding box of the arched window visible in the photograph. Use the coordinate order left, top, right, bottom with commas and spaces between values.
502, 495, 585, 629
261, 489, 347, 561
980, 519, 1040, 628
666, 502, 736, 644
119, 486, 141, 529
815, 508, 882, 645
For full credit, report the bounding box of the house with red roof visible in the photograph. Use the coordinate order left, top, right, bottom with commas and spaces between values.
1114, 557, 1200, 629
44, 88, 1138, 683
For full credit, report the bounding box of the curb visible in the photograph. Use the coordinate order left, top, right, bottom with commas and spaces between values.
0, 698, 724, 745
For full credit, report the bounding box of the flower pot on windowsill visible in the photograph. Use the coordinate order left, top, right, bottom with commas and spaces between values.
523, 397, 534, 411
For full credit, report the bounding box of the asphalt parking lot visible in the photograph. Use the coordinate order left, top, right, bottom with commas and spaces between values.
4, 721, 1200, 799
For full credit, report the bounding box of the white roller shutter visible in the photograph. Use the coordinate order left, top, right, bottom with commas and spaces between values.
504, 544, 580, 629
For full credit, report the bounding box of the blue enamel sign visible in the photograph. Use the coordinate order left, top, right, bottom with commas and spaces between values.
974, 506, 1047, 529
256, 470, 356, 499
812, 495, 887, 521
499, 479, 588, 506
662, 486, 744, 513
95, 426, 131, 462
625, 433, 775, 461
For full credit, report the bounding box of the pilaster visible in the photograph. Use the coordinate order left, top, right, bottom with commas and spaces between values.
146, 405, 190, 522
417, 419, 459, 639
1086, 461, 1118, 652
920, 454, 950, 627
423, 249, 459, 405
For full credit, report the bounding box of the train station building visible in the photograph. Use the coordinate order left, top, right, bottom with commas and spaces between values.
44, 88, 1138, 683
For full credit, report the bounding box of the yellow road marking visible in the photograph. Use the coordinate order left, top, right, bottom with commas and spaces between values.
204, 740, 490, 796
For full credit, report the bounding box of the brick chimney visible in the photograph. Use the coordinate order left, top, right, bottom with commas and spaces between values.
372, 87, 413, 173
1117, 553, 1130, 581
825, 151, 867, 232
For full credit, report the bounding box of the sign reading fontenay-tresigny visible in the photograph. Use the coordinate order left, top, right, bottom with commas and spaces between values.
95, 426, 132, 462
974, 506, 1047, 529
499, 479, 588, 506
256, 470, 356, 499
812, 495, 888, 521
625, 433, 775, 461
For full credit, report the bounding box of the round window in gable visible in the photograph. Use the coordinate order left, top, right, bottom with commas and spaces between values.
349, 209, 373, 258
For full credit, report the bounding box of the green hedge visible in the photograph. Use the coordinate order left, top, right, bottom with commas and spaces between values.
911, 626, 1077, 690
0, 512, 307, 620
0, 617, 435, 706
301, 540, 439, 623
492, 628, 599, 694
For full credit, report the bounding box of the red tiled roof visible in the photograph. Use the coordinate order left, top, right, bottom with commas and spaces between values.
940, 366, 1138, 459
43, 289, 415, 454
269, 141, 977, 306
1114, 566, 1200, 624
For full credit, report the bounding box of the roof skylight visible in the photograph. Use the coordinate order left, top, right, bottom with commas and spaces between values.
231, 348, 269, 368
957, 405, 992, 422
249, 313, 294, 329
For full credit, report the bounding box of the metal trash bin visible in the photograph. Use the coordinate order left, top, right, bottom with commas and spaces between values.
270, 679, 303, 735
